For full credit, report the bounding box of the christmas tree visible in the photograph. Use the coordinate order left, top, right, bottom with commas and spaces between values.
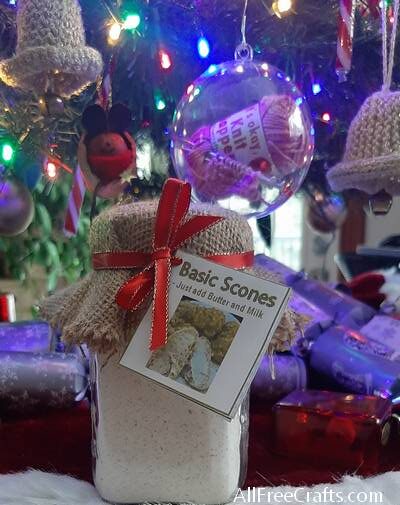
0, 0, 392, 293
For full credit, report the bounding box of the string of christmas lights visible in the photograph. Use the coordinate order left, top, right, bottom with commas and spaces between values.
0, 0, 393, 292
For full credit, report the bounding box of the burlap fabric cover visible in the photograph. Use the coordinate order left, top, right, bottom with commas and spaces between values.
327, 90, 400, 195
41, 200, 300, 354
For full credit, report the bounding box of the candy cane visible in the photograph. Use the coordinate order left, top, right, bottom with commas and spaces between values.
64, 65, 114, 237
335, 0, 356, 82
63, 165, 85, 237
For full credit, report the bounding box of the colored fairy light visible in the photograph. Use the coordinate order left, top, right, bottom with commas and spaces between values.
295, 97, 303, 106
277, 0, 292, 12
186, 84, 194, 95
108, 22, 122, 43
155, 97, 166, 111
123, 13, 141, 30
312, 82, 322, 95
197, 36, 210, 58
272, 0, 293, 17
322, 112, 331, 123
236, 64, 244, 73
46, 161, 57, 179
206, 64, 218, 76
159, 49, 172, 70
1, 143, 14, 163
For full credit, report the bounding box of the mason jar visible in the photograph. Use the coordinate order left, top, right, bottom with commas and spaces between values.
90, 352, 249, 504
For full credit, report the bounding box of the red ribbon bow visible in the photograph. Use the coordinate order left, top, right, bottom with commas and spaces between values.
93, 178, 253, 351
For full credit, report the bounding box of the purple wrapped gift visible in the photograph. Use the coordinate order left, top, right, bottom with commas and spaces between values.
0, 351, 88, 413
255, 254, 296, 284
252, 354, 307, 402
0, 320, 53, 353
309, 326, 400, 403
360, 315, 400, 358
255, 255, 332, 328
286, 272, 376, 329
255, 254, 376, 329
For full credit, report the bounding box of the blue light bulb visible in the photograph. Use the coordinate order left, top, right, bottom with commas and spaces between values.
197, 36, 210, 59
312, 83, 322, 95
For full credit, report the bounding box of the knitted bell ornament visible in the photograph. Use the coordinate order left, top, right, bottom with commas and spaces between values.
0, 0, 103, 98
328, 0, 400, 197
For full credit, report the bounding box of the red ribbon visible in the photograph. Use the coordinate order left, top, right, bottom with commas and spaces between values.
92, 178, 254, 351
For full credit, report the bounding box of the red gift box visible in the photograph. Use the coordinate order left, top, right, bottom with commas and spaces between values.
273, 390, 393, 474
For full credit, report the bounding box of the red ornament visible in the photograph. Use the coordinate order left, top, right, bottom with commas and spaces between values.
87, 132, 135, 183
79, 103, 136, 199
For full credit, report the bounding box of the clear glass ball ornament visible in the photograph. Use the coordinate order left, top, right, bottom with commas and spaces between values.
171, 49, 314, 218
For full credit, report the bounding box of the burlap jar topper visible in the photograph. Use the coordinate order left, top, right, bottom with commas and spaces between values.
0, 0, 103, 97
327, 0, 400, 204
40, 181, 304, 355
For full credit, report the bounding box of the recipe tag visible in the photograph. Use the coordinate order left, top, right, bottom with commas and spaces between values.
120, 251, 290, 419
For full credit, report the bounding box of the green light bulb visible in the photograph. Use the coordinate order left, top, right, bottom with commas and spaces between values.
123, 13, 141, 30
1, 143, 14, 162
155, 98, 166, 111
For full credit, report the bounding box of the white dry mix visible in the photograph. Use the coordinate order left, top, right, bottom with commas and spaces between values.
91, 353, 246, 504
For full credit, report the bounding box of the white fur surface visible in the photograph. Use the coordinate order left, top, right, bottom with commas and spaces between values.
0, 470, 399, 505
0, 471, 104, 505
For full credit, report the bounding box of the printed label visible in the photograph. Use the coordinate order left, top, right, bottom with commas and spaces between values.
120, 251, 290, 419
210, 103, 273, 169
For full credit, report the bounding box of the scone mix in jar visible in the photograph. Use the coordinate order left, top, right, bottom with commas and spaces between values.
41, 179, 300, 504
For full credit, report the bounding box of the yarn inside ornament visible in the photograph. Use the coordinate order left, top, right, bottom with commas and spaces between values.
171, 60, 314, 218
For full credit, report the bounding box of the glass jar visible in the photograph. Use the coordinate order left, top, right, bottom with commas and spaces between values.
90, 352, 249, 504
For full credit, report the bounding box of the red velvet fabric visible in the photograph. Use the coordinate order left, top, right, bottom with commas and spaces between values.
0, 399, 399, 486
346, 272, 386, 310
0, 401, 93, 483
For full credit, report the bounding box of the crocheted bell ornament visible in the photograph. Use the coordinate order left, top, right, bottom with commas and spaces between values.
0, 0, 103, 97
327, 90, 400, 196
328, 0, 400, 200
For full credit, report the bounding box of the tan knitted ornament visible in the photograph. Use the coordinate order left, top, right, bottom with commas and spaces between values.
0, 0, 103, 97
40, 198, 302, 355
328, 0, 400, 197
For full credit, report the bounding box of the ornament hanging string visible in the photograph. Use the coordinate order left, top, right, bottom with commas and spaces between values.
382, 0, 400, 91
241, 0, 248, 43
235, 0, 253, 61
